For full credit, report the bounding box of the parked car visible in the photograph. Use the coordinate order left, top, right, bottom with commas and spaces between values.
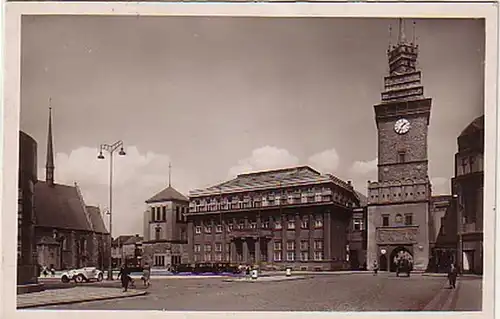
171, 263, 195, 274
61, 267, 104, 283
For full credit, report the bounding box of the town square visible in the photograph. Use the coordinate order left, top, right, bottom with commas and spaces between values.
12, 14, 486, 312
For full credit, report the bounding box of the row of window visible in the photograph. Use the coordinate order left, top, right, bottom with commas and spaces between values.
273, 251, 324, 262
190, 194, 354, 213
151, 205, 188, 222
371, 191, 426, 199
194, 216, 324, 234
192, 251, 324, 262
193, 240, 324, 253
381, 213, 413, 227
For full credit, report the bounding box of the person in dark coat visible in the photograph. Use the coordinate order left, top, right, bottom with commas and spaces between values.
372, 260, 379, 276
118, 265, 131, 292
448, 263, 459, 289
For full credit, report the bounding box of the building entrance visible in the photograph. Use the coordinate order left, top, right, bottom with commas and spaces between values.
390, 247, 413, 272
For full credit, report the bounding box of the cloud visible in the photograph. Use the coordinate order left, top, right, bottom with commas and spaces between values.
42, 146, 200, 236
431, 177, 451, 195
307, 148, 340, 173
349, 158, 378, 175
227, 146, 299, 177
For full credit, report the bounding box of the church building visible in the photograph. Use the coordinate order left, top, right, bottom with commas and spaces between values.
33, 108, 111, 271
366, 19, 432, 272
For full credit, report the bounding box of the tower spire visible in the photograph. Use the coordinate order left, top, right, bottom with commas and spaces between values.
46, 99, 55, 187
168, 162, 172, 187
397, 18, 406, 44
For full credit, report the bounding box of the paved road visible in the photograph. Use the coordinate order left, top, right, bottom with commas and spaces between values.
39, 273, 458, 311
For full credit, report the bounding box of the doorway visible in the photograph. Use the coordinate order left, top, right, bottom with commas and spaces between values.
379, 254, 388, 271
389, 246, 413, 272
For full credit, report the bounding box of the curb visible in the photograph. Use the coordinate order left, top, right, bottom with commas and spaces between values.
17, 290, 147, 309
223, 276, 307, 283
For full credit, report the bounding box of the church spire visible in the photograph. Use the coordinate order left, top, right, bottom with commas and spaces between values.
168, 162, 172, 187
397, 18, 406, 44
46, 100, 55, 187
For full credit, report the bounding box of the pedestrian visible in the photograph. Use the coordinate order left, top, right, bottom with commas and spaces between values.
245, 265, 251, 280
50, 264, 56, 277
373, 260, 379, 276
118, 264, 131, 292
142, 262, 151, 288
448, 263, 459, 289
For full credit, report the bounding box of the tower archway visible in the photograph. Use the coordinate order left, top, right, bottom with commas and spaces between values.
389, 246, 413, 272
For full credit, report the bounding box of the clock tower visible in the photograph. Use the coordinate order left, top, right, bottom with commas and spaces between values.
366, 19, 432, 272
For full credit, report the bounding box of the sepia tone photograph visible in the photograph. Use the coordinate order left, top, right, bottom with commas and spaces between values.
7, 8, 493, 315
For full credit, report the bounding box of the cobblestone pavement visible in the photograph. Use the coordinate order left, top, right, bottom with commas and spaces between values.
17, 287, 146, 309
37, 273, 456, 311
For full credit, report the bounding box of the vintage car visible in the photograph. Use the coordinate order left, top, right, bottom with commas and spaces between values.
61, 267, 104, 283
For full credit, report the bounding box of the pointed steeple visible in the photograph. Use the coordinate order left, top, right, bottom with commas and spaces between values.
397, 18, 406, 44
168, 162, 172, 187
46, 101, 55, 187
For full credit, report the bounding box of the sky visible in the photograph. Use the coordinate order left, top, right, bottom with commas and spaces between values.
20, 16, 484, 237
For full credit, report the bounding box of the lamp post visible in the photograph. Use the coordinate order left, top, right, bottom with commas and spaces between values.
97, 140, 126, 280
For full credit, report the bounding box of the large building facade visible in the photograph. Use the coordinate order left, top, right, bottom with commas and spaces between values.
367, 20, 432, 272
186, 166, 366, 271
142, 182, 189, 268
452, 115, 484, 274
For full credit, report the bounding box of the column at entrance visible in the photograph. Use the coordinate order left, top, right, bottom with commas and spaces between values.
255, 237, 261, 263
243, 238, 249, 263
267, 239, 273, 263
230, 240, 237, 263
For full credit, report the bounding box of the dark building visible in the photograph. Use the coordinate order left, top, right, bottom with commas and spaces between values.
142, 173, 189, 268
34, 108, 111, 270
428, 195, 457, 273
367, 19, 432, 272
452, 115, 484, 274
18, 131, 39, 288
186, 166, 366, 271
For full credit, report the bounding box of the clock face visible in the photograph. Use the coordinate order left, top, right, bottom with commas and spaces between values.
394, 118, 411, 135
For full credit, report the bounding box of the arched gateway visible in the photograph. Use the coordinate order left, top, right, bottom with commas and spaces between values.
389, 246, 413, 272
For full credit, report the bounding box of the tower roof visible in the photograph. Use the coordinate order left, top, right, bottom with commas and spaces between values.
146, 186, 189, 204
459, 115, 484, 138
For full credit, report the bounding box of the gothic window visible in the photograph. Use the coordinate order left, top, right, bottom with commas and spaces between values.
151, 208, 155, 221
162, 206, 167, 221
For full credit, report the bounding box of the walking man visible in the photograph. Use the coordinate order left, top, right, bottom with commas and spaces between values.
448, 263, 459, 289
118, 264, 131, 292
373, 260, 379, 276
142, 262, 151, 288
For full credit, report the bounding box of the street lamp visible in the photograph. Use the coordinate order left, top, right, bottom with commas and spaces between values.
97, 140, 126, 280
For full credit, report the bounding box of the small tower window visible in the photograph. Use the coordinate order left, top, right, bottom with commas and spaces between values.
398, 151, 406, 163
